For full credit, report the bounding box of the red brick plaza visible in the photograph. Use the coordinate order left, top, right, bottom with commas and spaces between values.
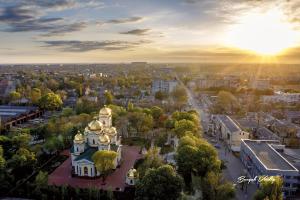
48, 145, 142, 191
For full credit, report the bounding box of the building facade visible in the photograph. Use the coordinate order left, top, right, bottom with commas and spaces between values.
212, 115, 249, 152
240, 139, 299, 198
70, 106, 122, 177
151, 79, 178, 94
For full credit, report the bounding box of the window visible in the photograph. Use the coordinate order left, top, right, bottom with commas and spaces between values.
93, 139, 95, 144
130, 180, 133, 184
76, 147, 79, 152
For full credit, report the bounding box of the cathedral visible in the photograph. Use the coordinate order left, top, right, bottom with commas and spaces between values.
70, 106, 122, 177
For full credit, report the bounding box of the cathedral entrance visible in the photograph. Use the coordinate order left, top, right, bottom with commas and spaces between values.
84, 166, 88, 176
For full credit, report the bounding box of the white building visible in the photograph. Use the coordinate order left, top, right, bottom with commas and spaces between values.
262, 91, 300, 104
70, 106, 122, 177
151, 79, 178, 94
213, 115, 249, 152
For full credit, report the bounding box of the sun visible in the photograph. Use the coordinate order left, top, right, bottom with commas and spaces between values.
225, 8, 298, 56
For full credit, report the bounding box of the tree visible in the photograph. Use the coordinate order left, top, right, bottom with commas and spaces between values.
104, 90, 114, 105
176, 135, 221, 186
155, 91, 168, 101
137, 147, 163, 178
39, 92, 63, 110
61, 107, 74, 117
254, 176, 283, 200
0, 146, 5, 169
30, 88, 41, 104
174, 119, 197, 138
11, 147, 36, 167
92, 150, 117, 182
215, 91, 239, 114
128, 112, 153, 136
34, 171, 48, 196
171, 86, 188, 104
135, 165, 183, 200
151, 106, 164, 121
9, 91, 21, 102
201, 171, 235, 200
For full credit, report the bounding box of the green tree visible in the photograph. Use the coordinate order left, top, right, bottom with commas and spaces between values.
11, 147, 36, 167
254, 176, 283, 200
0, 146, 5, 169
137, 147, 163, 178
92, 150, 117, 182
135, 165, 183, 200
61, 107, 74, 117
30, 88, 41, 104
174, 119, 197, 138
34, 171, 48, 197
39, 92, 63, 110
201, 171, 235, 200
104, 90, 114, 105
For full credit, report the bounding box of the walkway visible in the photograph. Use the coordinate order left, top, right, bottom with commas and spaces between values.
48, 145, 142, 191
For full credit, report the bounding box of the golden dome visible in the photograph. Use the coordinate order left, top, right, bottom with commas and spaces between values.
74, 131, 84, 143
107, 127, 117, 135
99, 106, 112, 115
99, 134, 110, 144
88, 119, 103, 131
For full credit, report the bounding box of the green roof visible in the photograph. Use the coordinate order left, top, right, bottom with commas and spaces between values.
111, 144, 120, 152
74, 147, 98, 162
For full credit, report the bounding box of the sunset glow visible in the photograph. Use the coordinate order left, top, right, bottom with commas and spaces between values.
226, 8, 298, 56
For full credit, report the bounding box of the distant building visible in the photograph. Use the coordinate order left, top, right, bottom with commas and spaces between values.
262, 91, 300, 104
240, 139, 299, 198
251, 79, 270, 90
212, 115, 249, 152
151, 79, 178, 94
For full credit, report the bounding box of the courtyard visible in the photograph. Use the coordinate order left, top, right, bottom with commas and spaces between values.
48, 145, 142, 191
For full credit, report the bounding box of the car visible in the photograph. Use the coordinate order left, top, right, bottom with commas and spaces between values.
214, 143, 221, 149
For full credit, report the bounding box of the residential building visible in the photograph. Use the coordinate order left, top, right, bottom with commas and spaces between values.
262, 91, 300, 104
240, 139, 299, 198
251, 79, 270, 89
70, 106, 122, 177
151, 79, 178, 94
212, 115, 249, 152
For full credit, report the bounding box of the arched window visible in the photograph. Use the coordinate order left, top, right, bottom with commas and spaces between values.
76, 147, 79, 152
84, 166, 88, 176
103, 120, 105, 125
93, 139, 95, 144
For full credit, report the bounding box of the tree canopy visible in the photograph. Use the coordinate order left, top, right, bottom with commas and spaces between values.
135, 165, 183, 200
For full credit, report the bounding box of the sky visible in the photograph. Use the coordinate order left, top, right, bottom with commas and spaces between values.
1, 0, 300, 63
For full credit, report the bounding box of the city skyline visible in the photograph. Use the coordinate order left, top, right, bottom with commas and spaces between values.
1, 0, 300, 63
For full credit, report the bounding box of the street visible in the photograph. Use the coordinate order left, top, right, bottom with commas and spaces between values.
181, 81, 257, 200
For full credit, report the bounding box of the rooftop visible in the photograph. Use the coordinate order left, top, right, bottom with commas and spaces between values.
244, 140, 298, 171
0, 105, 39, 121
218, 115, 241, 132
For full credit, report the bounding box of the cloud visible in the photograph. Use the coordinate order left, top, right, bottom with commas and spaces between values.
120, 29, 151, 35
106, 16, 144, 24
0, 4, 87, 36
41, 40, 152, 52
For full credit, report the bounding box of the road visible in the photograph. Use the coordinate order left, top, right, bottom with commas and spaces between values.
179, 79, 257, 200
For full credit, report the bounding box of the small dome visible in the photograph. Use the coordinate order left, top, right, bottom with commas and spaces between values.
99, 106, 112, 115
127, 168, 138, 178
88, 119, 103, 131
74, 131, 84, 143
106, 127, 117, 136
99, 134, 110, 144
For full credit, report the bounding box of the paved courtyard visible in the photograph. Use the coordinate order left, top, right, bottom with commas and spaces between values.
48, 145, 142, 191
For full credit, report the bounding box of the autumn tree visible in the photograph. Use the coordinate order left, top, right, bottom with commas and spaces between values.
92, 150, 118, 182
30, 88, 41, 104
39, 92, 63, 110
254, 176, 283, 200
104, 90, 114, 105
